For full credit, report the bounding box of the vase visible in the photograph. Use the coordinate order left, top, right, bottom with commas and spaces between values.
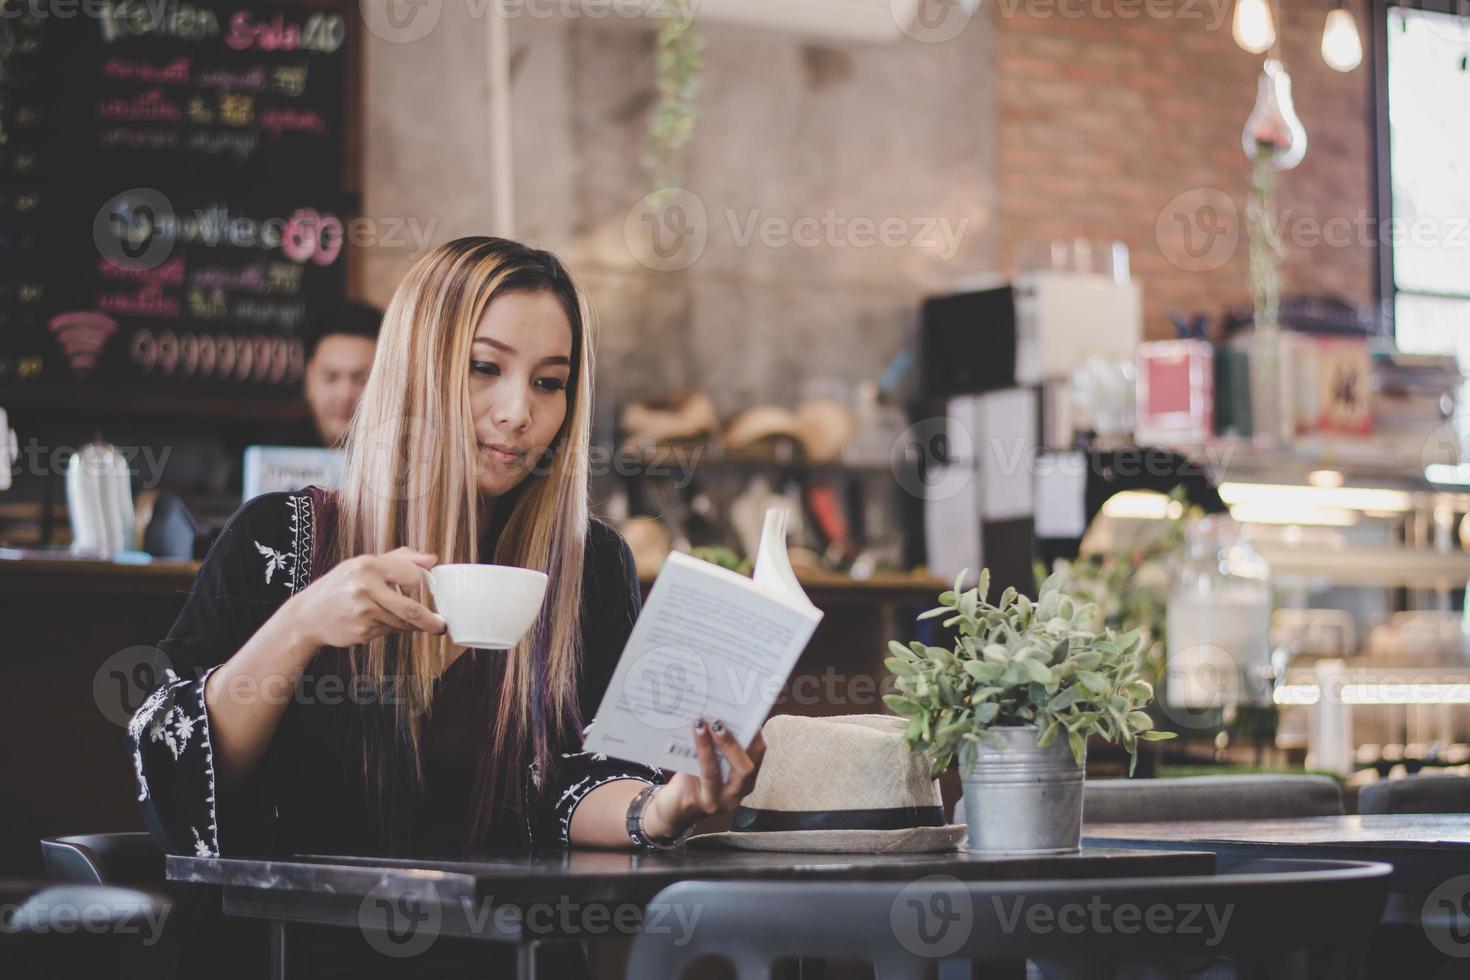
959, 725, 1085, 856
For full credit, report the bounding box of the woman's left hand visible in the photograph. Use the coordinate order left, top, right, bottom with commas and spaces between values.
643, 717, 766, 841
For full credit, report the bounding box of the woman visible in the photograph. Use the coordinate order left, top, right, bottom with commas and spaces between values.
127, 237, 763, 863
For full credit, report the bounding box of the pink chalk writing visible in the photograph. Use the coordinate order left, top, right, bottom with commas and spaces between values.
256, 106, 326, 139
194, 65, 268, 92
96, 283, 181, 318
189, 264, 266, 292
98, 257, 186, 286
101, 56, 192, 86
225, 11, 298, 50
96, 90, 181, 123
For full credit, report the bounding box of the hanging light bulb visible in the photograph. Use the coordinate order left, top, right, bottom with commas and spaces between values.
1233, 0, 1277, 54
1321, 3, 1364, 72
1242, 59, 1308, 170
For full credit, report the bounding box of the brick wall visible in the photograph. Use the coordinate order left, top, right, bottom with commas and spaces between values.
993, 0, 1377, 337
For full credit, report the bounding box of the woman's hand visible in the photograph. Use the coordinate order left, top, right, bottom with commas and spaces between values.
643, 717, 767, 841
285, 547, 448, 650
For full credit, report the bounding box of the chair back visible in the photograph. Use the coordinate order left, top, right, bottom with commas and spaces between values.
627, 858, 1390, 980
1358, 774, 1470, 815
41, 832, 163, 885
1082, 774, 1344, 824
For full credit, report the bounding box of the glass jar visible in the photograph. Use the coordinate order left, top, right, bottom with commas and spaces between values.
1166, 515, 1273, 710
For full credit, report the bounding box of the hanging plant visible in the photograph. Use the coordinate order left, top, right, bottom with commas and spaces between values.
1247, 154, 1285, 332
645, 0, 704, 196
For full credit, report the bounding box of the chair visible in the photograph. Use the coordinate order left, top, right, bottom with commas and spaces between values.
626, 858, 1390, 980
41, 832, 164, 885
1358, 773, 1470, 815
0, 879, 172, 980
1080, 774, 1345, 824
40, 833, 195, 979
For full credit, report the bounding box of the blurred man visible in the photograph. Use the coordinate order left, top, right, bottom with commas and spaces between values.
298, 301, 381, 447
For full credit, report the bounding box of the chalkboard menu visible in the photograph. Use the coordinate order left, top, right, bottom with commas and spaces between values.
0, 0, 354, 406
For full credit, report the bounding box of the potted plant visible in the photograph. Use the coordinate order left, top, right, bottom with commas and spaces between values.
884, 568, 1174, 855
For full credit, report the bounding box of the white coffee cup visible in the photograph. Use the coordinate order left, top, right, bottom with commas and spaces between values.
421, 564, 549, 649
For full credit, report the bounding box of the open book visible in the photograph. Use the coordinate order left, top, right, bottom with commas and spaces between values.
582, 508, 824, 777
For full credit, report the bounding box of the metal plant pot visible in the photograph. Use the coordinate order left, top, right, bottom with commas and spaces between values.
959, 725, 1084, 856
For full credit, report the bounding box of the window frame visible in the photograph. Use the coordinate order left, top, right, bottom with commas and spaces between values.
1372, 0, 1470, 343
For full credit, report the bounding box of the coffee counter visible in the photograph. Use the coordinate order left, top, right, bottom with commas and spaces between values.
0, 549, 201, 596
0, 549, 946, 605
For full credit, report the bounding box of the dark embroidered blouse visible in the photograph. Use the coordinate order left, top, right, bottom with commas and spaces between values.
125, 486, 666, 858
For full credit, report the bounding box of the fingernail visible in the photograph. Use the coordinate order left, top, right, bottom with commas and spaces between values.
712, 719, 725, 735
694, 718, 706, 732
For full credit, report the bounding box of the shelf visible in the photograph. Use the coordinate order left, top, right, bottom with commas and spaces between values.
1, 386, 309, 423
1253, 542, 1470, 589
1177, 436, 1459, 494
611, 444, 895, 476
637, 566, 946, 607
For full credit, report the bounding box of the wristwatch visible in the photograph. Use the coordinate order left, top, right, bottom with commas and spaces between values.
626, 783, 686, 850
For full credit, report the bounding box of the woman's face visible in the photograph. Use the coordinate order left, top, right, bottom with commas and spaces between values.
469, 289, 573, 498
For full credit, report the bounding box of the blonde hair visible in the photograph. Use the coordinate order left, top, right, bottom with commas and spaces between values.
332, 237, 592, 847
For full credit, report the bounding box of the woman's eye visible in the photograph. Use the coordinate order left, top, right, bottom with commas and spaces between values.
470, 361, 500, 376
536, 378, 567, 393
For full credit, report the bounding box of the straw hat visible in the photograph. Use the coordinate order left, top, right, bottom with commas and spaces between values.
686, 714, 967, 853
793, 399, 856, 462
724, 405, 802, 451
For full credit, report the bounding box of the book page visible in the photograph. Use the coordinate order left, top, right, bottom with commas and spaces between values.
583, 551, 822, 777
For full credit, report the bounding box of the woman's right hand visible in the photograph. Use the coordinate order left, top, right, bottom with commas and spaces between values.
285, 547, 448, 649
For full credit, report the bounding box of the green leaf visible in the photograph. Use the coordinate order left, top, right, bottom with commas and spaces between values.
938, 590, 957, 606
1048, 685, 1081, 711
1037, 719, 1060, 747
976, 568, 991, 602
1067, 728, 1086, 766
925, 645, 955, 665
982, 644, 1009, 664
954, 568, 969, 596
936, 719, 969, 740
1138, 730, 1178, 741
959, 739, 977, 776
888, 640, 910, 658
974, 701, 1000, 723
1076, 670, 1110, 694
885, 657, 919, 678
1124, 680, 1154, 701
978, 730, 1008, 750
1127, 710, 1154, 731
883, 694, 922, 717
1019, 658, 1053, 685
917, 606, 950, 621
963, 661, 1003, 683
